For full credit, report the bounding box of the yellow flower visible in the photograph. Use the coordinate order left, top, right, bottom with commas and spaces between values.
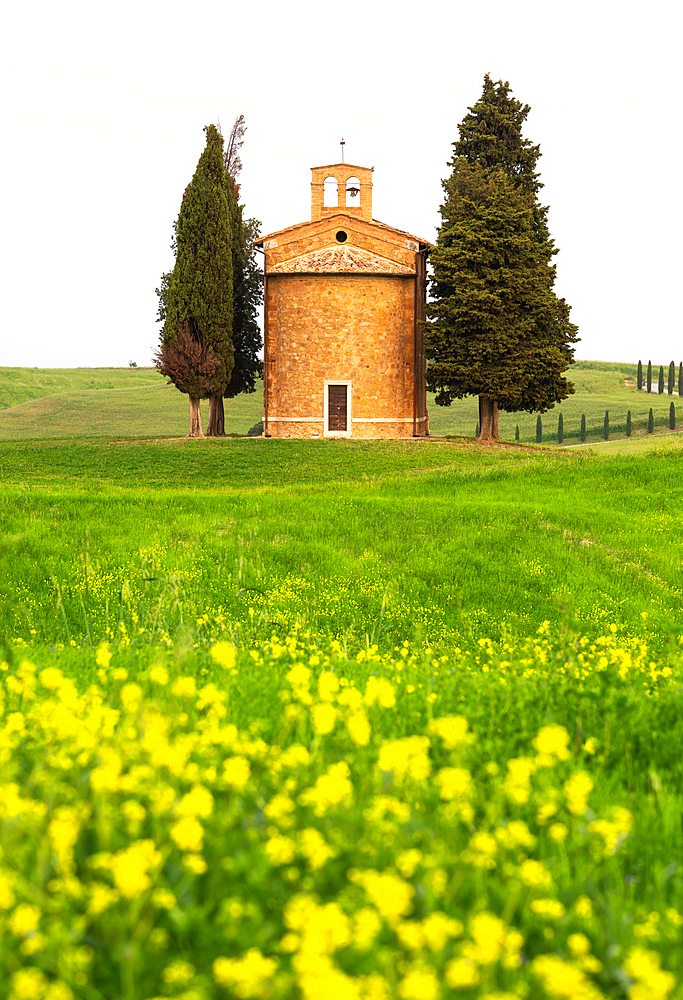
435, 767, 471, 801
378, 736, 431, 781
110, 839, 162, 897
465, 832, 498, 869
176, 785, 214, 818
210, 641, 237, 669
395, 849, 422, 878
0, 873, 16, 910
163, 960, 195, 985
350, 869, 414, 926
10, 903, 41, 936
496, 820, 536, 850
120, 683, 143, 712
347, 711, 371, 746
503, 757, 536, 804
224, 756, 251, 789
549, 822, 568, 842
171, 816, 204, 853
583, 737, 598, 755
534, 724, 571, 762
568, 934, 591, 957
149, 664, 169, 685
398, 968, 439, 1000
95, 642, 111, 670
299, 762, 353, 816
519, 859, 553, 890
429, 715, 472, 749
10, 968, 49, 1000
421, 912, 463, 951
364, 676, 396, 708
352, 907, 382, 950
312, 702, 337, 735
318, 672, 340, 701
624, 947, 675, 1000
588, 807, 633, 856
530, 898, 566, 919
532, 954, 605, 999
171, 676, 196, 698
445, 958, 480, 988
182, 854, 207, 874
265, 834, 296, 866
213, 949, 277, 998
564, 772, 594, 816
298, 828, 335, 870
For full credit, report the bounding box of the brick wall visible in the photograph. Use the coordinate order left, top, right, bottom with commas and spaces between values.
265, 273, 428, 439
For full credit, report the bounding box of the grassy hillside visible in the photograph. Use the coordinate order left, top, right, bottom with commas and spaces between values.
0, 361, 680, 443
2, 436, 683, 996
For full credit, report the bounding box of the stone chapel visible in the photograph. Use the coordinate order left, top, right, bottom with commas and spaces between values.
255, 162, 431, 438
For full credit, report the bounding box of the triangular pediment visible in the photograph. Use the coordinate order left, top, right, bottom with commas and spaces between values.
268, 244, 414, 275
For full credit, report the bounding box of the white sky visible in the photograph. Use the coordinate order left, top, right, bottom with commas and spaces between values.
1, 0, 681, 369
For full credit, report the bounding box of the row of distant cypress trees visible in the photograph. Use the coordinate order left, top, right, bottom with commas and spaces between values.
522, 405, 678, 443
637, 360, 682, 395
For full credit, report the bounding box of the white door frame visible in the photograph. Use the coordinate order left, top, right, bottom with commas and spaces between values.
323, 380, 352, 438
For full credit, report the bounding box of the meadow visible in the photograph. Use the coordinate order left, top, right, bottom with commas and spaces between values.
1, 373, 683, 999
1, 361, 681, 444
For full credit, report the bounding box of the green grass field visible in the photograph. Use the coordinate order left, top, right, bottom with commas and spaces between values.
1, 361, 681, 443
1, 377, 682, 999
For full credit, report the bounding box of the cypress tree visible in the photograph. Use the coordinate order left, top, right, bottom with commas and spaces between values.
475, 422, 480, 438
670, 402, 676, 430
679, 362, 682, 398
515, 424, 519, 441
637, 360, 643, 391
648, 408, 654, 434
658, 365, 665, 395
580, 413, 586, 443
158, 125, 233, 437
668, 361, 675, 395
558, 413, 563, 444
603, 411, 609, 440
647, 360, 652, 393
536, 416, 542, 443
425, 76, 578, 441
626, 410, 632, 437
213, 116, 264, 435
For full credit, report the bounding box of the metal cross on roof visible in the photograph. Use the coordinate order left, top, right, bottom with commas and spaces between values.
340, 138, 345, 163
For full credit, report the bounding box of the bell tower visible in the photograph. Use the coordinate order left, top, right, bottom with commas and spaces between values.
310, 163, 373, 223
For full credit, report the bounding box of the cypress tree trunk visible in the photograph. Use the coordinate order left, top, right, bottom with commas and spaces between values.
637, 360, 642, 391
206, 395, 226, 436
670, 402, 676, 430
478, 395, 498, 442
536, 416, 542, 443
580, 414, 586, 443
604, 410, 609, 440
658, 366, 665, 394
648, 408, 654, 434
626, 410, 632, 437
647, 361, 652, 393
668, 361, 675, 395
188, 397, 203, 438
515, 424, 519, 442
558, 413, 563, 444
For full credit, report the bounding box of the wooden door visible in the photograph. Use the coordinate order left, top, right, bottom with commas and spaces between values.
328, 384, 347, 431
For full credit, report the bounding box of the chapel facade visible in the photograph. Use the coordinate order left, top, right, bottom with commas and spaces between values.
255, 162, 430, 438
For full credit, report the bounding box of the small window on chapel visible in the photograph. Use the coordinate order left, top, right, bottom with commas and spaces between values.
336, 231, 347, 243
345, 176, 361, 207
323, 176, 338, 207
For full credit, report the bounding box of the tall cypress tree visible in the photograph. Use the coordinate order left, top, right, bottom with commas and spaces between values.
536, 416, 542, 443
670, 402, 676, 430
158, 125, 233, 437
648, 408, 654, 434
580, 413, 586, 443
647, 360, 652, 393
626, 410, 632, 437
637, 360, 642, 391
658, 365, 665, 395
425, 76, 578, 441
558, 413, 563, 444
604, 410, 609, 440
208, 116, 264, 435
668, 361, 675, 395
679, 362, 683, 398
